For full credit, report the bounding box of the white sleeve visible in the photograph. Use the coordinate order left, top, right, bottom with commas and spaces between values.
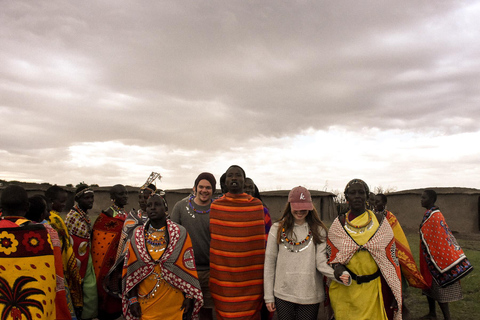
264, 224, 279, 303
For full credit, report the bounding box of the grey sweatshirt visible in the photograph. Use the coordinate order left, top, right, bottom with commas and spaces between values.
264, 222, 337, 304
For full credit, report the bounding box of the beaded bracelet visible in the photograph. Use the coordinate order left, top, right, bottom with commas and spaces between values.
129, 297, 138, 305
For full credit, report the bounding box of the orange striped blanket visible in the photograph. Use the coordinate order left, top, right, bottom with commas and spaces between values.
209, 193, 265, 320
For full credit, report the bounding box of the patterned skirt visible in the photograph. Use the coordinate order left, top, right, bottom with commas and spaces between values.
423, 280, 463, 303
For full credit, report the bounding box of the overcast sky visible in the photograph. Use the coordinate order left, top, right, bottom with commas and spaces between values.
1, 0, 479, 194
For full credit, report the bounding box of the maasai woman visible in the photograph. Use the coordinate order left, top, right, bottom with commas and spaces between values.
92, 184, 128, 320
65, 184, 98, 319
419, 189, 473, 320
121, 192, 203, 320
264, 186, 350, 320
46, 186, 84, 320
327, 179, 402, 320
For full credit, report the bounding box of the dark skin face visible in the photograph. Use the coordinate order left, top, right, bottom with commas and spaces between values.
77, 193, 94, 212
374, 195, 386, 212
138, 189, 152, 211
225, 166, 245, 194
368, 192, 375, 210
51, 191, 68, 213
111, 185, 128, 208
346, 183, 367, 216
421, 191, 435, 209
146, 195, 167, 228
244, 178, 255, 196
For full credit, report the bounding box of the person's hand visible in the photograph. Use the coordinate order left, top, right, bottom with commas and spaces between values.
266, 302, 276, 312
390, 298, 398, 311
339, 272, 351, 285
130, 302, 142, 318
333, 264, 347, 281
181, 298, 194, 320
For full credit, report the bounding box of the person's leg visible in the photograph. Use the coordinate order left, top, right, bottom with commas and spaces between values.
438, 302, 450, 320
274, 297, 295, 320
420, 296, 437, 319
294, 302, 319, 320
197, 269, 214, 320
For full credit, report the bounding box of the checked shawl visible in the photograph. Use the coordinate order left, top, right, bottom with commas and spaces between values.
420, 207, 473, 288
120, 219, 203, 320
327, 215, 402, 320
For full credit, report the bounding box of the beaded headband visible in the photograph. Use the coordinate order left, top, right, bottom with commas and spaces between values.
344, 178, 369, 198
75, 188, 94, 198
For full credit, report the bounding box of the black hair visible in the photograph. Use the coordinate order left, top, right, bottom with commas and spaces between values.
376, 193, 388, 204
45, 185, 66, 202
25, 195, 48, 222
424, 189, 437, 203
220, 173, 227, 194
1, 185, 29, 215
110, 184, 125, 199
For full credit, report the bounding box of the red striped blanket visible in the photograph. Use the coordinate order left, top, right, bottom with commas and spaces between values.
209, 193, 265, 320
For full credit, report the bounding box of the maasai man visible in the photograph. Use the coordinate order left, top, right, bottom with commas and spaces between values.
327, 179, 402, 320
65, 184, 98, 320
46, 185, 84, 320
419, 189, 473, 320
209, 165, 266, 320
91, 184, 128, 320
374, 193, 427, 319
0, 185, 70, 319
171, 172, 217, 320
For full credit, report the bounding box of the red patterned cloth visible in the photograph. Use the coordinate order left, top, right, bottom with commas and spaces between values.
420, 207, 473, 288
91, 212, 126, 317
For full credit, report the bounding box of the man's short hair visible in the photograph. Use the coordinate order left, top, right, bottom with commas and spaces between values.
1, 185, 29, 215
424, 189, 437, 203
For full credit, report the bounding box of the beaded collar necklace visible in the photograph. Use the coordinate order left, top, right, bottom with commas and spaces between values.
145, 224, 167, 253
110, 204, 126, 218
345, 210, 374, 234
280, 225, 313, 253
185, 194, 212, 219
73, 204, 91, 225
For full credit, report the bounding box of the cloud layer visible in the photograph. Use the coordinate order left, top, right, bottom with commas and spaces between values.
1, 1, 479, 192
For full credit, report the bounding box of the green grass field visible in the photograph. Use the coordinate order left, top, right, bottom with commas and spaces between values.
404, 233, 479, 320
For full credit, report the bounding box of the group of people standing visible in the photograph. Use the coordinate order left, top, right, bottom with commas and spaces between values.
0, 167, 473, 320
